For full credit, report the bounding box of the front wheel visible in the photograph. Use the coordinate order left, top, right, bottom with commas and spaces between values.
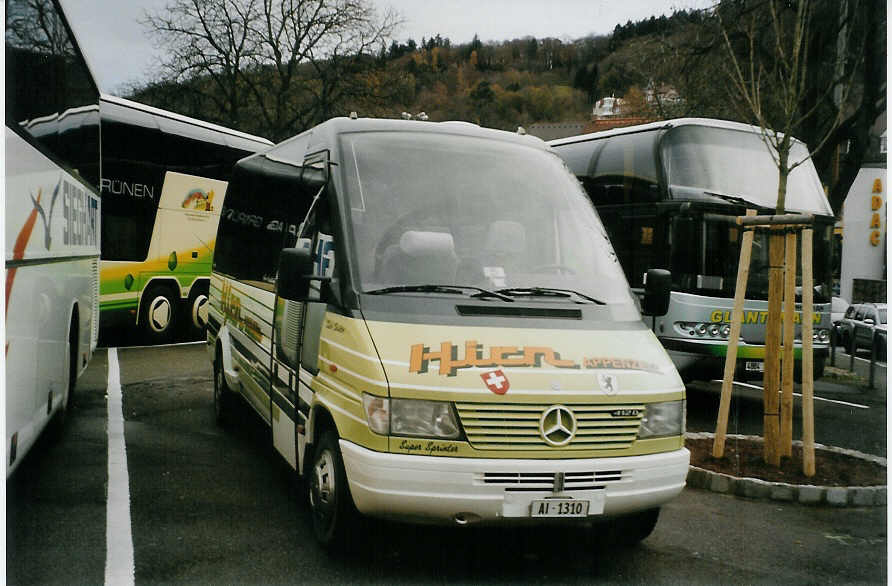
308, 430, 358, 549
213, 348, 235, 425
598, 508, 660, 547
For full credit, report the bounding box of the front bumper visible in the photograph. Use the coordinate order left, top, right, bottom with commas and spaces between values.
340, 440, 690, 525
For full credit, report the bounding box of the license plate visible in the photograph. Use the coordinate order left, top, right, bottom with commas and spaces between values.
745, 361, 764, 372
530, 498, 590, 518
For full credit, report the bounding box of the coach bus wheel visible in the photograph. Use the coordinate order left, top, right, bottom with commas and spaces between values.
309, 429, 357, 548
50, 313, 79, 438
141, 286, 177, 344
213, 348, 235, 425
187, 284, 210, 340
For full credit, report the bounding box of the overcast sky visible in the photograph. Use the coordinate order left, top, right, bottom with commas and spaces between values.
60, 0, 714, 95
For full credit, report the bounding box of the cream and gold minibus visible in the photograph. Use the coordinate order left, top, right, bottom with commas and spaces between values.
207, 117, 689, 548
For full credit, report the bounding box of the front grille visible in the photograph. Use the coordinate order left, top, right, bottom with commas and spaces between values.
455, 402, 644, 450
482, 470, 623, 490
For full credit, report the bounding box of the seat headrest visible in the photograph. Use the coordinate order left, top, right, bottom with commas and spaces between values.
400, 231, 456, 258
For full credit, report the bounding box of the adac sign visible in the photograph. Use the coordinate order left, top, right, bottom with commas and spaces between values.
869, 178, 884, 247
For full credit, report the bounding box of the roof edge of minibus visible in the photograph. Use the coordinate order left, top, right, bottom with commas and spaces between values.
287, 116, 548, 147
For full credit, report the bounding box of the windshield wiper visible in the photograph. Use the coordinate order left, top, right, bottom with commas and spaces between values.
365, 284, 514, 301
495, 287, 605, 304
703, 190, 754, 207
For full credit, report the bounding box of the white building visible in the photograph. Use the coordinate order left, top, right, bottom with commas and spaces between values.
839, 163, 887, 303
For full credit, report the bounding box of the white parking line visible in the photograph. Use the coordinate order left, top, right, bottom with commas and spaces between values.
710, 379, 871, 410
105, 348, 135, 586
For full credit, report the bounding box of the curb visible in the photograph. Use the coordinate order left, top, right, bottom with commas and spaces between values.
685, 432, 887, 507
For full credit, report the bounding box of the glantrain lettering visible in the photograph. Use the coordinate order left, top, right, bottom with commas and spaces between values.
709, 310, 821, 324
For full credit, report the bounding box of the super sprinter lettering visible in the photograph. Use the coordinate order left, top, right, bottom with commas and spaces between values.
409, 340, 578, 376
63, 180, 98, 247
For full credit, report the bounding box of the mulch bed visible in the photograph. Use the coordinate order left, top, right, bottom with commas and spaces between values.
687, 437, 887, 487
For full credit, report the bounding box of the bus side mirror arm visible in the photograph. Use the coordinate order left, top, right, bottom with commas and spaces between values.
642, 269, 671, 317
277, 247, 315, 301
277, 247, 340, 305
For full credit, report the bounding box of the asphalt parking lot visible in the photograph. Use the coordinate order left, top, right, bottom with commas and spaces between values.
6, 343, 887, 585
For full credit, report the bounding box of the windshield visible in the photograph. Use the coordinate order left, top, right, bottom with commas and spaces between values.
340, 131, 635, 306
662, 125, 833, 215
668, 214, 834, 303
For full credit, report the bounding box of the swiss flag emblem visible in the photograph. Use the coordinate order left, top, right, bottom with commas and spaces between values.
481, 369, 510, 395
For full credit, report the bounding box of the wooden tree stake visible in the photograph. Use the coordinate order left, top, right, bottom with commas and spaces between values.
762, 228, 784, 466
801, 228, 816, 476
713, 210, 756, 458
781, 230, 797, 458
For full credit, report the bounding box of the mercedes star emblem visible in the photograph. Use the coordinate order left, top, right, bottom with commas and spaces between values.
539, 405, 577, 447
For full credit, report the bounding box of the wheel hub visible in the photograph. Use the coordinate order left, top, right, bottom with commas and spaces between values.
148, 296, 171, 332
311, 450, 336, 513
192, 294, 208, 329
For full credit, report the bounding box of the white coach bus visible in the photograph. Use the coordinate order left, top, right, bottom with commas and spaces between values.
5, 0, 102, 475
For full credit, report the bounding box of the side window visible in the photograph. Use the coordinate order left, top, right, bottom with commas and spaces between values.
214, 165, 312, 289
289, 197, 335, 301
854, 307, 866, 320
554, 140, 601, 176
601, 206, 658, 288
845, 306, 856, 319
6, 0, 100, 182
587, 131, 660, 206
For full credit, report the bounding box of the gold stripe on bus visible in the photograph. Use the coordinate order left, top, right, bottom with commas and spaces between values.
317, 356, 387, 390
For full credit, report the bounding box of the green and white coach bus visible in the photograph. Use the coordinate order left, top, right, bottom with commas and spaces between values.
25, 95, 273, 342
95, 96, 273, 342
551, 119, 835, 382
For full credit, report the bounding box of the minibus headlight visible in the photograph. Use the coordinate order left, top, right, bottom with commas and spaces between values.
391, 398, 461, 439
362, 394, 461, 439
638, 400, 685, 439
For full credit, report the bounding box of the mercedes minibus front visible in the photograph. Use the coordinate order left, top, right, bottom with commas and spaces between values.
209, 118, 689, 549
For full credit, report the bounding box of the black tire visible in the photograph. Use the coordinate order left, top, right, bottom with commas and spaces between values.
50, 313, 78, 437
308, 429, 358, 549
140, 285, 178, 344
213, 347, 235, 426
186, 282, 210, 340
599, 508, 660, 547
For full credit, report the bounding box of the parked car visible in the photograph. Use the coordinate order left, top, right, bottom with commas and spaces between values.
838, 302, 886, 358
831, 296, 850, 325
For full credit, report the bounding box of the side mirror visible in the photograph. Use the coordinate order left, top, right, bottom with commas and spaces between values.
277, 247, 313, 301
642, 268, 671, 317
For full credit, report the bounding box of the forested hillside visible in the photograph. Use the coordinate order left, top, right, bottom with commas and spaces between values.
130, 9, 708, 137
130, 1, 884, 213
